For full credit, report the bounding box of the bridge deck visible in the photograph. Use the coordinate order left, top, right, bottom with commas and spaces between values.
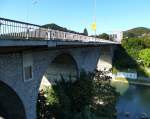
0, 17, 120, 53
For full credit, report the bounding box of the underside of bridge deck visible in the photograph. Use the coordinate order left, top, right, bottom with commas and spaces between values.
0, 39, 118, 53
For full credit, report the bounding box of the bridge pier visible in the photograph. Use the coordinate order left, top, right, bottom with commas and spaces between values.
0, 53, 35, 119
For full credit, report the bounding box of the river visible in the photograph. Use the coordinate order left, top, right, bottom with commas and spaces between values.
111, 80, 150, 119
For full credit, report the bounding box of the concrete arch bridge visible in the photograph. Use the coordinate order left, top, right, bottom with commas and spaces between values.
0, 18, 121, 119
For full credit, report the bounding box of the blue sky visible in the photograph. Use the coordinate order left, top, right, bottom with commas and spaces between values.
1, 0, 150, 35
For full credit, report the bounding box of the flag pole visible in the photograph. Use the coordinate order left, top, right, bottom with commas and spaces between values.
26, 0, 29, 23
94, 0, 96, 40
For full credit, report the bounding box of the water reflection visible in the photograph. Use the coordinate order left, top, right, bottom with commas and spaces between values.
111, 79, 129, 95
111, 80, 150, 119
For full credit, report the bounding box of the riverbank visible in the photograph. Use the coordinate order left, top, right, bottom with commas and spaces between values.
111, 79, 129, 95
129, 80, 150, 86
111, 79, 128, 83
112, 78, 150, 87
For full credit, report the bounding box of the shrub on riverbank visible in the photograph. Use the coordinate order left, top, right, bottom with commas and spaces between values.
37, 70, 119, 119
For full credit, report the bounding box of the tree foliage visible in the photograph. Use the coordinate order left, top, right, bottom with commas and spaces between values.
98, 33, 109, 40
91, 70, 119, 118
42, 23, 84, 35
122, 38, 145, 60
139, 48, 150, 67
37, 72, 94, 119
37, 70, 119, 119
83, 28, 88, 36
114, 36, 150, 68
123, 27, 150, 38
142, 37, 150, 48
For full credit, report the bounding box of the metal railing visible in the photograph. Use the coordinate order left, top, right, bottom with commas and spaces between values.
0, 17, 113, 42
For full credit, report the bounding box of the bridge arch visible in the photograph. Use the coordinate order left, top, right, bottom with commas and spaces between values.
36, 53, 79, 118
39, 52, 79, 90
0, 81, 26, 119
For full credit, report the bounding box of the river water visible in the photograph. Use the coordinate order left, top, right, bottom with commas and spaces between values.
111, 81, 150, 119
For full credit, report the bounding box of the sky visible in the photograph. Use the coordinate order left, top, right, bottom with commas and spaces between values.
0, 0, 150, 35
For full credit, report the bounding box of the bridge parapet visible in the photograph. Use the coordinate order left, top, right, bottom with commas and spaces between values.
0, 18, 120, 44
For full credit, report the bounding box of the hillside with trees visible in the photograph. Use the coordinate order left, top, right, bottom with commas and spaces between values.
123, 27, 150, 38
42, 23, 88, 36
113, 27, 150, 77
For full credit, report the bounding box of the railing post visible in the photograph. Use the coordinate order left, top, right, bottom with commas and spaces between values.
64, 32, 66, 40
47, 28, 50, 40
38, 27, 41, 39
51, 30, 53, 40
26, 25, 29, 39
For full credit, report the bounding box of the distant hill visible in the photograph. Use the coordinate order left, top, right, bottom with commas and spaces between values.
124, 27, 150, 38
42, 24, 150, 39
42, 23, 85, 35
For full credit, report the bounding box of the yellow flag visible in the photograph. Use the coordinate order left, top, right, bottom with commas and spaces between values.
91, 22, 96, 31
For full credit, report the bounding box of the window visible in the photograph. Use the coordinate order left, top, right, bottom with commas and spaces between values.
23, 52, 33, 82
24, 66, 32, 81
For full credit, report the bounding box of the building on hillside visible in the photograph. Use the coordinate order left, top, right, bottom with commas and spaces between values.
109, 31, 123, 43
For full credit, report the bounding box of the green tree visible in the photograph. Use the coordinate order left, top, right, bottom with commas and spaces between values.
143, 37, 150, 48
122, 38, 145, 60
98, 33, 109, 40
139, 48, 150, 67
83, 28, 88, 36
